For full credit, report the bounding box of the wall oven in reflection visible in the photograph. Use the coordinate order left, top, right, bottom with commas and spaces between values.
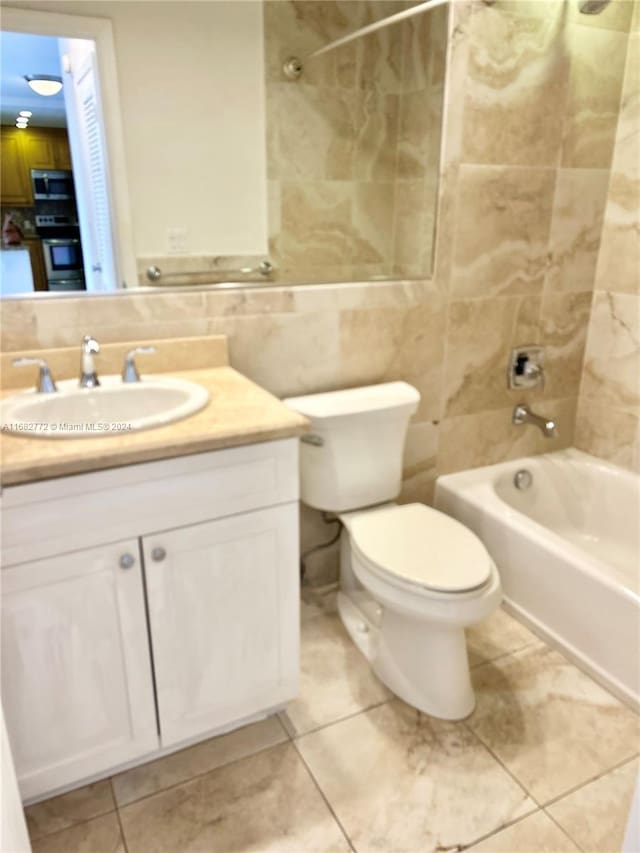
42, 238, 85, 290
31, 169, 75, 201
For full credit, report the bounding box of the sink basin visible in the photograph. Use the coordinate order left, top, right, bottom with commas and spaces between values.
1, 375, 210, 438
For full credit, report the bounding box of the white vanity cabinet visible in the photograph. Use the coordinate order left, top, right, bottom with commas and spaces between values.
143, 505, 299, 746
0, 438, 300, 802
1, 540, 158, 801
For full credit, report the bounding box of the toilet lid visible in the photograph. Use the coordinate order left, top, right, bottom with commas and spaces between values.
348, 503, 492, 593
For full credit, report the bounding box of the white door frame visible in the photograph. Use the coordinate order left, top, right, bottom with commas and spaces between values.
2, 7, 137, 290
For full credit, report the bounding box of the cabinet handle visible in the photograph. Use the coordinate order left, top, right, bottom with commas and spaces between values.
151, 547, 166, 562
119, 553, 136, 570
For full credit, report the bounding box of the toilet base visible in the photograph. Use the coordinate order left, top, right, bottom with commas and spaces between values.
337, 590, 475, 720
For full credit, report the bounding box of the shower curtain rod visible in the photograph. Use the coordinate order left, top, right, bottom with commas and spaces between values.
283, 0, 450, 80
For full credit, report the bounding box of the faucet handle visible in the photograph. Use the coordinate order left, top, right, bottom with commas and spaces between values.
82, 335, 100, 355
122, 346, 156, 383
522, 361, 544, 388
13, 357, 57, 393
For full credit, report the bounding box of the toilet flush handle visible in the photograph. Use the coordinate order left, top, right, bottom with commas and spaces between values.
301, 434, 324, 447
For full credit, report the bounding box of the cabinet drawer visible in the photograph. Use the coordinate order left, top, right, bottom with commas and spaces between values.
1, 439, 298, 567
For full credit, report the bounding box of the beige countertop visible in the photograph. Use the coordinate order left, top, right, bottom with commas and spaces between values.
0, 364, 308, 487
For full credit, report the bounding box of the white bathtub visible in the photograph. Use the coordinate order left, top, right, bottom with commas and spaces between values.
435, 448, 640, 710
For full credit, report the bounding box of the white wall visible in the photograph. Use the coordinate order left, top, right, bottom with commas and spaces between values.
5, 1, 269, 259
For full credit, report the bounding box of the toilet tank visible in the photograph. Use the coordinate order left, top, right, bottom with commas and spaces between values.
284, 382, 420, 512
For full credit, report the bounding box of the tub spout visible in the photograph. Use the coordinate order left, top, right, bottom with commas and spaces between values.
512, 404, 557, 438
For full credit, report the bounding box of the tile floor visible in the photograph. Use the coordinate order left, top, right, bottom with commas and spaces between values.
26, 596, 639, 853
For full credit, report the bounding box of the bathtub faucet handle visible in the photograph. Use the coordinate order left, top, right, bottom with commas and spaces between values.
523, 361, 543, 386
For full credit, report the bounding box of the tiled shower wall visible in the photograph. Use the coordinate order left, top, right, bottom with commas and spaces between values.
575, 9, 640, 472
0, 0, 635, 584
265, 0, 445, 282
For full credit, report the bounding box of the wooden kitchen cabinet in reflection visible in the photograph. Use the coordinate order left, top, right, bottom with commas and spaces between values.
22, 128, 72, 171
0, 129, 32, 206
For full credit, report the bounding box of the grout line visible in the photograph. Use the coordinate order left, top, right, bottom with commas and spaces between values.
542, 805, 588, 853
112, 782, 131, 853
469, 638, 546, 673
461, 719, 542, 811
24, 780, 119, 845
24, 803, 120, 847
461, 807, 543, 851
287, 697, 394, 741
275, 710, 295, 741
291, 738, 357, 853
113, 735, 291, 811
539, 752, 640, 811
469, 638, 542, 670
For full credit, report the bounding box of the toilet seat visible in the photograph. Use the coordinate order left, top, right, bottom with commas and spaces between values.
346, 503, 492, 594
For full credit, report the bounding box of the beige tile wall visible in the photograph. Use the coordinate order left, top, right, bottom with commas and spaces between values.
265, 0, 446, 283
576, 8, 640, 472
0, 0, 634, 584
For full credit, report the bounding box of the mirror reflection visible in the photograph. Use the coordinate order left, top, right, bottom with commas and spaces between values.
0, 0, 447, 297
265, 0, 446, 285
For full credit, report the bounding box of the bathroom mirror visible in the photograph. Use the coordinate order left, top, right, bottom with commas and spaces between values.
0, 0, 448, 295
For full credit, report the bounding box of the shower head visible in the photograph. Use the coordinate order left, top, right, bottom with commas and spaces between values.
578, 0, 612, 13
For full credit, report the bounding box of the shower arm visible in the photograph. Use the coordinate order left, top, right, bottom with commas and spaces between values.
283, 0, 451, 80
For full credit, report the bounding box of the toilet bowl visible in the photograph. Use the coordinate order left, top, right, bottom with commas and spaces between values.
284, 382, 502, 721
339, 503, 501, 719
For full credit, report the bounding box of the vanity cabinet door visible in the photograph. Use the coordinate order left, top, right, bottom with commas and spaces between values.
1, 540, 158, 801
143, 504, 299, 748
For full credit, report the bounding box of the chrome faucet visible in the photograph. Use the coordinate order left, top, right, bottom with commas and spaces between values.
79, 335, 100, 388
13, 357, 57, 393
512, 404, 557, 438
122, 346, 156, 383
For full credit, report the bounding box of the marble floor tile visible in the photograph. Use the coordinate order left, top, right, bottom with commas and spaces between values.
301, 596, 329, 623
30, 812, 124, 853
467, 607, 541, 668
300, 586, 338, 623
468, 645, 640, 803
119, 742, 349, 853
297, 700, 535, 852
282, 612, 391, 736
469, 810, 580, 852
546, 757, 639, 853
25, 780, 115, 842
112, 715, 288, 807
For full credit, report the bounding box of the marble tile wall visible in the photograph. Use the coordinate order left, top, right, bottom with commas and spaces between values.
264, 0, 446, 282
429, 0, 632, 516
576, 6, 640, 472
0, 0, 635, 585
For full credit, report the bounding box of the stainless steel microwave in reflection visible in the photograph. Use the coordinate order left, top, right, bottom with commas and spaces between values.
31, 169, 75, 201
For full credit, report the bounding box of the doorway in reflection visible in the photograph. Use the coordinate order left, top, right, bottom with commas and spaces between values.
0, 28, 117, 295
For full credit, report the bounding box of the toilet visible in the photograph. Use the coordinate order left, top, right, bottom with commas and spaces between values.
284, 381, 502, 720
